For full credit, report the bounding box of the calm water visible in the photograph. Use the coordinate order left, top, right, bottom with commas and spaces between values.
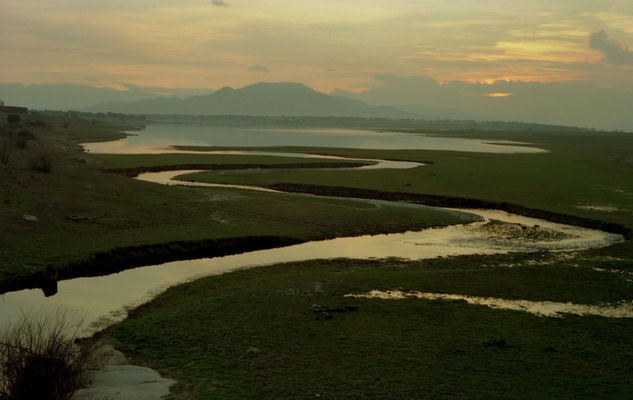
0, 178, 622, 335
84, 124, 546, 154
5, 127, 619, 335
345, 291, 633, 319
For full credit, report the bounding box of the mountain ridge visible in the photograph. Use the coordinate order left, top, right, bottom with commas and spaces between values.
83, 82, 414, 118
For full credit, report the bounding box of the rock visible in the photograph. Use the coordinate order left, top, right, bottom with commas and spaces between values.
92, 344, 129, 365
315, 312, 332, 321
73, 365, 175, 400
246, 346, 260, 355
310, 303, 328, 313
22, 214, 38, 222
73, 344, 174, 400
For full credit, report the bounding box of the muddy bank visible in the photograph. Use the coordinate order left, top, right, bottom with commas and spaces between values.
4, 181, 628, 297
107, 161, 372, 177
0, 236, 304, 296
269, 183, 632, 240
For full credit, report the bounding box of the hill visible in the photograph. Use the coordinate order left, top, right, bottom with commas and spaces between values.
85, 82, 414, 118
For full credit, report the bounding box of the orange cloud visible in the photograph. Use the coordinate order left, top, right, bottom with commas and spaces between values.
484, 92, 514, 97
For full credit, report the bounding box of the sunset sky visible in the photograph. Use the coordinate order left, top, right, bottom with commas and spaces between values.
1, 0, 632, 93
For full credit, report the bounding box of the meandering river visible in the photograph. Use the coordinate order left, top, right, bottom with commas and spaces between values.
0, 125, 624, 333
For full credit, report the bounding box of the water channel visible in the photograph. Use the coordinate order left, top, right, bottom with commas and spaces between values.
0, 125, 624, 334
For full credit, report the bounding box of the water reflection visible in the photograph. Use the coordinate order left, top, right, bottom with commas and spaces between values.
345, 290, 633, 318
83, 143, 424, 170
0, 206, 622, 336
83, 124, 547, 154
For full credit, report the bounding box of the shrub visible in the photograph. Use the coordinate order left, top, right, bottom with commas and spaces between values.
0, 140, 9, 165
6, 114, 20, 126
26, 119, 47, 128
0, 314, 98, 400
16, 130, 36, 150
30, 151, 54, 173
17, 130, 36, 141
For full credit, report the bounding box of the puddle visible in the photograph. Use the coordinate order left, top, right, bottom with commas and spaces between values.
344, 290, 633, 318
576, 205, 622, 213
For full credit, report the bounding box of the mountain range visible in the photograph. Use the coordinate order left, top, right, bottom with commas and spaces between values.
82, 82, 413, 118
2, 80, 632, 131
0, 82, 413, 119
0, 83, 210, 111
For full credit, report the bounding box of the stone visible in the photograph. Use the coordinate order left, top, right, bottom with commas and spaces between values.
73, 365, 175, 400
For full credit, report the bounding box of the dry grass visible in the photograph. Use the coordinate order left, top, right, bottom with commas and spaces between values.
0, 313, 101, 400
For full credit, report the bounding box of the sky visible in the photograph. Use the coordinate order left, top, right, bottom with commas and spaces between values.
1, 0, 632, 92
1, 1, 632, 129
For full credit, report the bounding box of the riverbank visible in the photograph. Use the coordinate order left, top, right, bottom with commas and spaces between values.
102, 254, 633, 399
267, 183, 632, 238
174, 130, 633, 260
3, 114, 633, 398
0, 113, 474, 294
101, 125, 633, 399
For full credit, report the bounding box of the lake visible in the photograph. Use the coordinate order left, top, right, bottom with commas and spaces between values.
84, 124, 547, 154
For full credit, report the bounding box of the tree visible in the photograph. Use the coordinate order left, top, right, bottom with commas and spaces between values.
7, 114, 20, 125
6, 114, 20, 145
0, 126, 10, 165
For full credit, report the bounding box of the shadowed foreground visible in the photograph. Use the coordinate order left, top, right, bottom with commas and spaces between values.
105, 256, 633, 399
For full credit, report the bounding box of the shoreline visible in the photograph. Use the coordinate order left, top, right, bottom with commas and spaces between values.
0, 236, 303, 296
2, 178, 629, 297
106, 161, 371, 177
268, 183, 632, 239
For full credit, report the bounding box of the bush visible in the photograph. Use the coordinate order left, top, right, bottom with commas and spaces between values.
26, 119, 47, 128
7, 114, 20, 126
0, 140, 9, 165
16, 130, 36, 150
30, 151, 54, 173
17, 130, 36, 141
0, 314, 98, 400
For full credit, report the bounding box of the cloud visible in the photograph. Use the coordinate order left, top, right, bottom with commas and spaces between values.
248, 65, 270, 73
211, 0, 229, 7
589, 30, 633, 65
339, 74, 633, 131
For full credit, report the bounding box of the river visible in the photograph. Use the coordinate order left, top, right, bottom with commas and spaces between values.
0, 125, 623, 333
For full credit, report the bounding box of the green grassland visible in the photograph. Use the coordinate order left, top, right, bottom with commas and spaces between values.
103, 126, 633, 399
175, 131, 633, 229
106, 256, 633, 399
89, 152, 370, 171
0, 113, 472, 292
3, 114, 633, 398
176, 130, 633, 255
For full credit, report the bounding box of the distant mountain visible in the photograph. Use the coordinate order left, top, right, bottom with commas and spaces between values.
85, 82, 415, 118
331, 88, 480, 121
332, 75, 633, 132
0, 83, 213, 111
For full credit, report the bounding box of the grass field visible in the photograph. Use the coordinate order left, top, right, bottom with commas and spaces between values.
0, 113, 472, 292
175, 130, 633, 230
105, 126, 633, 399
106, 256, 633, 399
2, 114, 632, 398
